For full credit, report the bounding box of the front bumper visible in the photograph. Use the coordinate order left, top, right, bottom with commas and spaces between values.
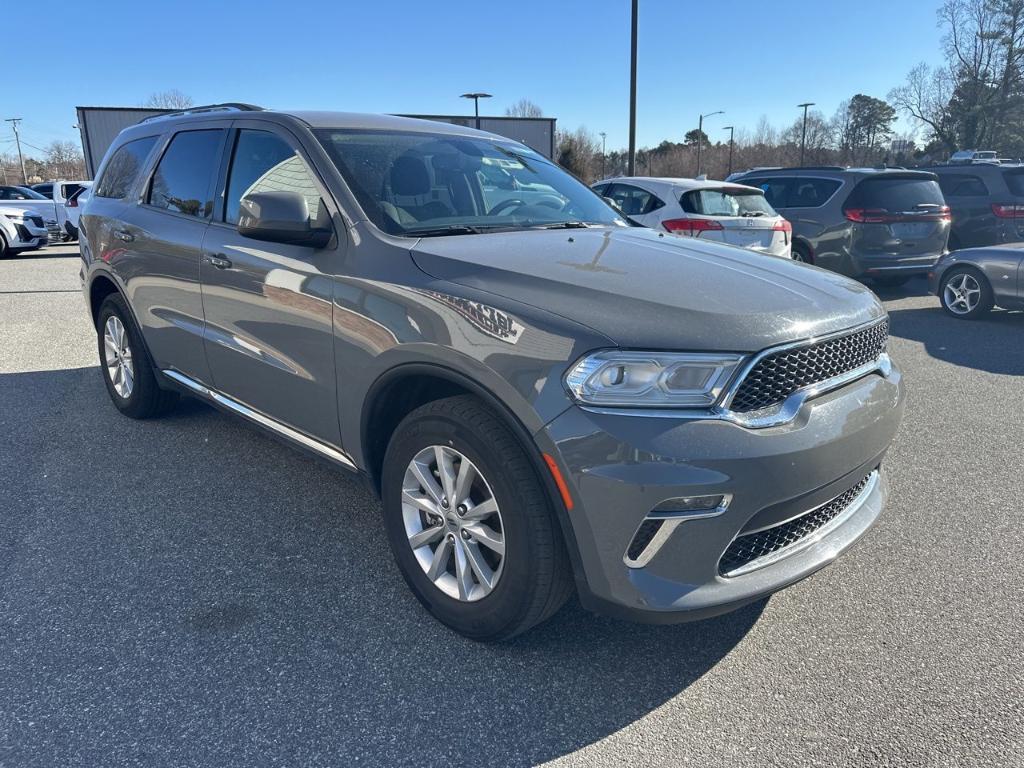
541, 362, 904, 623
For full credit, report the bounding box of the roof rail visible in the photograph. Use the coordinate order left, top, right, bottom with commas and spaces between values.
138, 103, 264, 124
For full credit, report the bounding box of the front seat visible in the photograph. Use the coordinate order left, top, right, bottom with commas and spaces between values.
389, 155, 455, 221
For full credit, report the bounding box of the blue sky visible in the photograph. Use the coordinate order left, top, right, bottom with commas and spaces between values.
6, 0, 945, 158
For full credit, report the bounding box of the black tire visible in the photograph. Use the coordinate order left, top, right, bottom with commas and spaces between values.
791, 241, 812, 264
96, 293, 179, 418
939, 266, 994, 319
381, 395, 573, 641
0, 231, 8, 259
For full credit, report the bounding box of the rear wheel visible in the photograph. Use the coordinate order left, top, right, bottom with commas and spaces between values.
96, 293, 179, 418
791, 241, 812, 264
381, 395, 573, 641
940, 267, 994, 319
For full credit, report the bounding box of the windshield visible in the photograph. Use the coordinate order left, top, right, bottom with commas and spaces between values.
846, 177, 944, 211
681, 187, 777, 217
315, 129, 627, 236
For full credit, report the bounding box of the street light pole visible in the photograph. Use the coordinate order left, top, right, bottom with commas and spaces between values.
723, 125, 735, 175
798, 102, 815, 167
599, 132, 607, 178
695, 110, 723, 177
627, 0, 638, 176
5, 118, 27, 185
460, 93, 492, 130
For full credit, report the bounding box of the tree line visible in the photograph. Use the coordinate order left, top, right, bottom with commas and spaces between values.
549, 0, 1024, 182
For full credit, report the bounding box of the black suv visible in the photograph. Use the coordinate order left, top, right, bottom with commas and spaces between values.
921, 163, 1024, 250
734, 167, 950, 285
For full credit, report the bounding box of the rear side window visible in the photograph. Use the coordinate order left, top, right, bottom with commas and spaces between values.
846, 177, 944, 211
224, 129, 323, 225
33, 184, 54, 198
938, 174, 988, 197
681, 188, 776, 217
95, 136, 158, 199
1003, 169, 1024, 196
606, 183, 664, 216
147, 130, 224, 218
785, 178, 841, 208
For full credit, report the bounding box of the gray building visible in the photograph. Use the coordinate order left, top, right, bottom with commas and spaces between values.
76, 106, 557, 178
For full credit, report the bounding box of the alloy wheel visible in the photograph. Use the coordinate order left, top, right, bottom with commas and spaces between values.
401, 445, 505, 602
943, 273, 981, 315
103, 316, 135, 398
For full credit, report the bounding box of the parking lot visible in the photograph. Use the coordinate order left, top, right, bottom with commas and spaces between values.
0, 243, 1021, 767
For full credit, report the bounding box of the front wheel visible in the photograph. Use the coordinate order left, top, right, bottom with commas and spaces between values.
381, 395, 573, 641
940, 267, 994, 319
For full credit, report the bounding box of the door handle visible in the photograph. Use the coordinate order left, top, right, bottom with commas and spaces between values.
204, 254, 232, 270
113, 229, 134, 242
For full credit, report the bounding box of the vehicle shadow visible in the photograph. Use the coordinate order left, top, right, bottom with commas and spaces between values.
887, 304, 1024, 376
0, 366, 764, 767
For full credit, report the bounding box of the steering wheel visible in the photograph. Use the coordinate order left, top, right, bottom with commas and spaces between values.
489, 198, 526, 216
534, 195, 568, 211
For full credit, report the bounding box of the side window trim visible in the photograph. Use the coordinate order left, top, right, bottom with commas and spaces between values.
139, 125, 230, 222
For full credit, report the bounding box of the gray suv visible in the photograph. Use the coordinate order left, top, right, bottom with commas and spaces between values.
736, 167, 950, 285
80, 105, 905, 640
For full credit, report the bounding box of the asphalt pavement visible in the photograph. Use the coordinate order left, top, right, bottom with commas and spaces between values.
1, 244, 1021, 767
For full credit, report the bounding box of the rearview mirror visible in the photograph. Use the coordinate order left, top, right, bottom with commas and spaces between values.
238, 191, 332, 248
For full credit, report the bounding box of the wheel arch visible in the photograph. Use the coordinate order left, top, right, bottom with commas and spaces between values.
360, 362, 588, 589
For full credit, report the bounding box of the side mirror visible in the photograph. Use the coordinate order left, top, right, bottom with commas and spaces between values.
238, 191, 332, 248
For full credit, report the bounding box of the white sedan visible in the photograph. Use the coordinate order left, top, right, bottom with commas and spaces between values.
592, 176, 792, 258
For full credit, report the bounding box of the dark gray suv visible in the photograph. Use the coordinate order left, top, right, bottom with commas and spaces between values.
80, 105, 905, 640
736, 167, 950, 285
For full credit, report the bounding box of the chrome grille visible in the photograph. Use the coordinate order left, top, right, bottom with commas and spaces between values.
719, 473, 872, 576
728, 320, 888, 413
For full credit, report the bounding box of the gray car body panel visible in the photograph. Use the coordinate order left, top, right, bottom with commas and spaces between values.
81, 109, 904, 623
928, 243, 1024, 308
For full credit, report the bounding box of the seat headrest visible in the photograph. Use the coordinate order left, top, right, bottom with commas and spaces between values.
391, 155, 431, 196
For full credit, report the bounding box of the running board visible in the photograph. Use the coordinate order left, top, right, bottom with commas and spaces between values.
161, 369, 357, 472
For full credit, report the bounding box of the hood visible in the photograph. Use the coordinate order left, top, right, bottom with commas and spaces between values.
0, 199, 57, 220
0, 206, 34, 218
410, 226, 885, 351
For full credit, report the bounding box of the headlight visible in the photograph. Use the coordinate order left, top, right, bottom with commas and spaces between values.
565, 351, 745, 408
3, 212, 26, 222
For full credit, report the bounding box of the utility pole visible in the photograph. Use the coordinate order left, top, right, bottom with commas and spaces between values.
627, 0, 638, 176
798, 102, 815, 167
723, 125, 735, 176
5, 118, 27, 184
599, 132, 607, 178
695, 110, 723, 177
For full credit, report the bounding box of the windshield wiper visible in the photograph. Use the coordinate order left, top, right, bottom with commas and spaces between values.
403, 224, 484, 237
533, 221, 591, 230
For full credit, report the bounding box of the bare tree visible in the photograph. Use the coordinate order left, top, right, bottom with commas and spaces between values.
142, 89, 194, 110
505, 99, 544, 118
43, 141, 86, 179
889, 63, 956, 152
556, 126, 600, 181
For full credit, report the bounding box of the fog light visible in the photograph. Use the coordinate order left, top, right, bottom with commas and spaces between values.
649, 494, 727, 518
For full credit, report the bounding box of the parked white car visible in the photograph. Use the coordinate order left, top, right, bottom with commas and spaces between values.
593, 176, 793, 258
0, 185, 63, 242
0, 206, 49, 257
63, 182, 93, 239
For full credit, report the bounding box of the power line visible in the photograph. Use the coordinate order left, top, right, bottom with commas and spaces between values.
4, 118, 28, 185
